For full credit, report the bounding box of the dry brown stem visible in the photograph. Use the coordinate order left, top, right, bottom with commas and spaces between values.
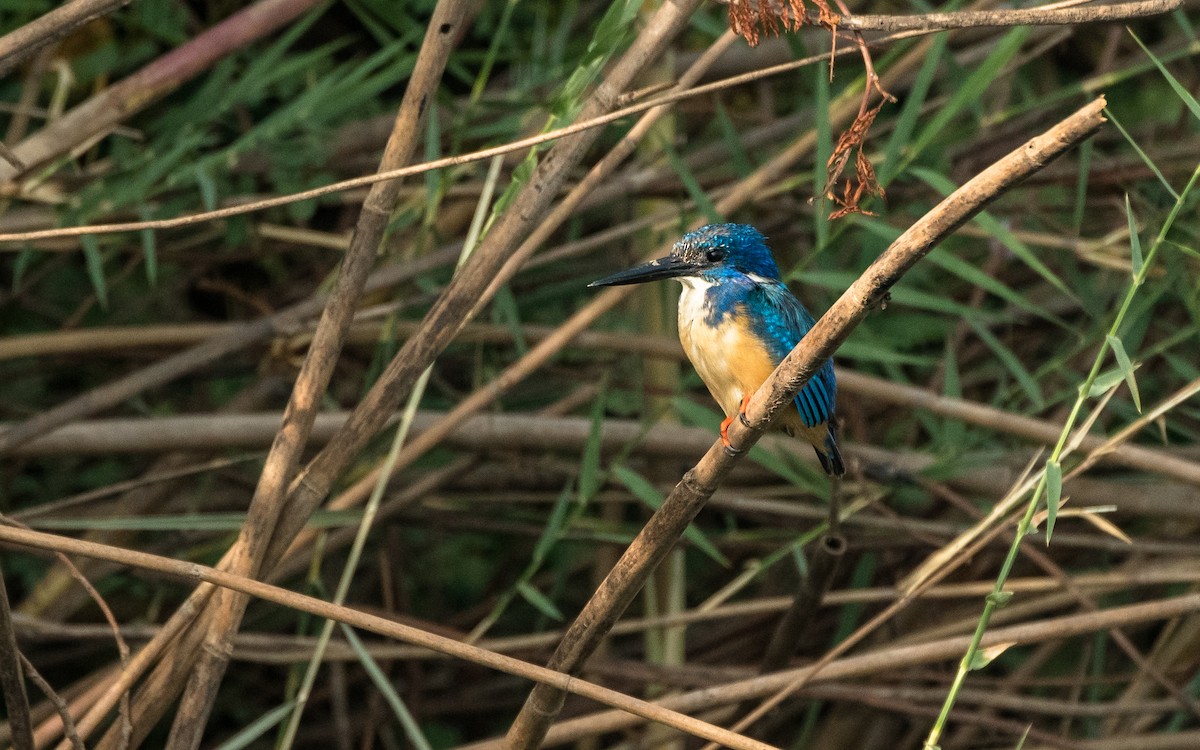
465, 589, 1200, 749
0, 246, 459, 454
0, 0, 130, 80
0, 564, 34, 750
0, 0, 324, 183
0, 524, 772, 750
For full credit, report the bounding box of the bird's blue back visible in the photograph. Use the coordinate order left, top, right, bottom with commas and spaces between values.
703, 271, 837, 429
681, 222, 840, 429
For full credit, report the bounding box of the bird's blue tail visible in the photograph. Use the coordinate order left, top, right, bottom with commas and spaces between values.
815, 424, 845, 478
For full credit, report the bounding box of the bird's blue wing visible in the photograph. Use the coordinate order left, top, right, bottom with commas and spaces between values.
747, 282, 837, 428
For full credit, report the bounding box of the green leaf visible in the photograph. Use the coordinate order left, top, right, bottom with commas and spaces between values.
1044, 460, 1062, 543
612, 464, 729, 566
986, 590, 1013, 608
968, 320, 1044, 409
912, 170, 1077, 307
516, 580, 564, 620
194, 165, 217, 211
140, 226, 158, 287
81, 235, 108, 310
531, 484, 574, 567
1125, 194, 1143, 282
1109, 112, 1177, 201
1087, 367, 1127, 398
1130, 30, 1200, 123
1106, 334, 1141, 413
340, 624, 433, 750
12, 247, 35, 290
662, 138, 721, 224
1073, 138, 1092, 234
881, 33, 946, 184
577, 389, 608, 502
813, 60, 832, 249
909, 29, 1028, 162
968, 641, 1014, 672
212, 700, 297, 750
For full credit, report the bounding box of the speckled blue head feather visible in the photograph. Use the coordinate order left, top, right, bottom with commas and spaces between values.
673, 223, 782, 280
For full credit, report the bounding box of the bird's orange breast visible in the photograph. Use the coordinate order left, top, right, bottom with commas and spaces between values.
678, 296, 827, 449
678, 303, 776, 418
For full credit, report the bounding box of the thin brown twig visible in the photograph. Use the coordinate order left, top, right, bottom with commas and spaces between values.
16, 655, 84, 750
0, 560, 34, 750
0, 524, 772, 750
463, 589, 1200, 749
0, 0, 325, 183
0, 0, 131, 79
80, 4, 709, 748
0, 244, 461, 454
0, 0, 1180, 246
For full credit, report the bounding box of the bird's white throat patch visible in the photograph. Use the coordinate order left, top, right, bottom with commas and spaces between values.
676, 275, 713, 322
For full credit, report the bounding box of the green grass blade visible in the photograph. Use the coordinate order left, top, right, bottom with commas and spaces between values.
968, 320, 1045, 409
1106, 334, 1142, 412
1044, 459, 1062, 543
80, 235, 108, 310
908, 28, 1028, 163
213, 700, 297, 750
612, 464, 729, 566
1129, 29, 1200, 122
339, 624, 433, 750
912, 168, 1077, 305
1107, 111, 1178, 200
1125, 194, 1144, 281
516, 580, 564, 620
881, 33, 947, 184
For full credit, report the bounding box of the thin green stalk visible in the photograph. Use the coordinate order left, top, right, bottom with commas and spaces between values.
923, 162, 1200, 749
276, 145, 503, 750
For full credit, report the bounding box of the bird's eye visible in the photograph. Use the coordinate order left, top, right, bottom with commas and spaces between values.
705, 248, 726, 263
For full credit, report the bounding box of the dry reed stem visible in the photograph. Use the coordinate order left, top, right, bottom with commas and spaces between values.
837, 0, 1180, 31
0, 245, 459, 453
0, 567, 34, 750
162, 3, 479, 747
0, 0, 1178, 246
10, 299, 1200, 482
463, 589, 1200, 749
0, 525, 773, 750
12, 562, 1200, 662
503, 97, 1108, 749
254, 0, 708, 612
0, 0, 324, 183
0, 0, 130, 79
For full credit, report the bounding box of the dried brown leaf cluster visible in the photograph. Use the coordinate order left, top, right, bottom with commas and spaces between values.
726, 0, 811, 46
826, 99, 886, 218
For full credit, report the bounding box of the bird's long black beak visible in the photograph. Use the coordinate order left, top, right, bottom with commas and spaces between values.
587, 255, 698, 288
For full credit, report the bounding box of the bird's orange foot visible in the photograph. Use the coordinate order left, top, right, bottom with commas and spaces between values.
720, 415, 742, 456
737, 393, 753, 428
720, 394, 755, 456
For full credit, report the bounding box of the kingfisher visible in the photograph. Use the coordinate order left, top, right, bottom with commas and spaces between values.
589, 223, 844, 477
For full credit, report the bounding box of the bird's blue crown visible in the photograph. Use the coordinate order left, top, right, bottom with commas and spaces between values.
672, 223, 782, 281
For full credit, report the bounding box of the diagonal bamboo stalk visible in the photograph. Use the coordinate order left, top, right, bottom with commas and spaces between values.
502, 98, 1109, 749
